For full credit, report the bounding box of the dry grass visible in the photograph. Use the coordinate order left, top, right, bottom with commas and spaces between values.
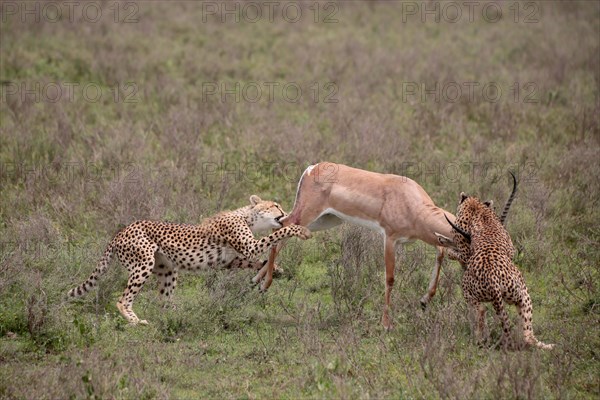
1, 1, 599, 398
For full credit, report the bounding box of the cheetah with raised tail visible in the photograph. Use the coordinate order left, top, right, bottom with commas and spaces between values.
443, 193, 554, 350
68, 195, 311, 325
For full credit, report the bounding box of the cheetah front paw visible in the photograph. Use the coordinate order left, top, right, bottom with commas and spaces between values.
294, 226, 312, 240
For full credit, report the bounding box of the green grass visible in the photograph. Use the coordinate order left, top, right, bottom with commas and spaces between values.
1, 1, 599, 398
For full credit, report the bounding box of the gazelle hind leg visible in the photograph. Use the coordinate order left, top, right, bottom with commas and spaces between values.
382, 236, 396, 330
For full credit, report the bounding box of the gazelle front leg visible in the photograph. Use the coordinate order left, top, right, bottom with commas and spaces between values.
419, 246, 445, 309
252, 240, 287, 290
260, 243, 280, 291
255, 204, 332, 290
382, 236, 396, 330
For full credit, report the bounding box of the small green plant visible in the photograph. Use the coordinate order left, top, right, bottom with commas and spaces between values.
81, 370, 96, 400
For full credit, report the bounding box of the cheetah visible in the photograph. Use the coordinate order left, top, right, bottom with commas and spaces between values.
442, 193, 554, 350
439, 172, 518, 268
68, 195, 311, 325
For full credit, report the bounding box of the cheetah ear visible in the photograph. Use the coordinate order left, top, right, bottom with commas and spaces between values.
484, 200, 493, 208
460, 192, 468, 203
249, 195, 262, 206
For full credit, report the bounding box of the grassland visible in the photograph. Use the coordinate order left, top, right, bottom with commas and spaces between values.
0, 1, 599, 398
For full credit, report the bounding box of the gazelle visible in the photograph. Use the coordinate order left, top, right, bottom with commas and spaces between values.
251, 162, 456, 329
253, 162, 516, 330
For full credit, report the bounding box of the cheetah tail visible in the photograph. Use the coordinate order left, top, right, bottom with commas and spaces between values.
500, 171, 518, 226
67, 241, 115, 298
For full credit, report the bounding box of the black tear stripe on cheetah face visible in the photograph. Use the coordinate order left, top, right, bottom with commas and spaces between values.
68, 195, 311, 325
449, 196, 553, 350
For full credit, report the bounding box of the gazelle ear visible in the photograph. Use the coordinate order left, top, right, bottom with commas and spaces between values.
435, 232, 456, 248
484, 200, 493, 208
460, 192, 468, 203
249, 195, 262, 205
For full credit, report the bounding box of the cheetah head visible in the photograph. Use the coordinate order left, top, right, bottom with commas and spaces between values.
445, 193, 496, 243
247, 195, 287, 232
457, 193, 495, 219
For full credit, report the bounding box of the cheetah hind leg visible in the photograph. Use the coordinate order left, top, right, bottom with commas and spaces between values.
154, 253, 178, 310
117, 251, 156, 325
466, 301, 490, 348
474, 303, 489, 348
516, 296, 555, 350
491, 294, 514, 351
117, 270, 152, 325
